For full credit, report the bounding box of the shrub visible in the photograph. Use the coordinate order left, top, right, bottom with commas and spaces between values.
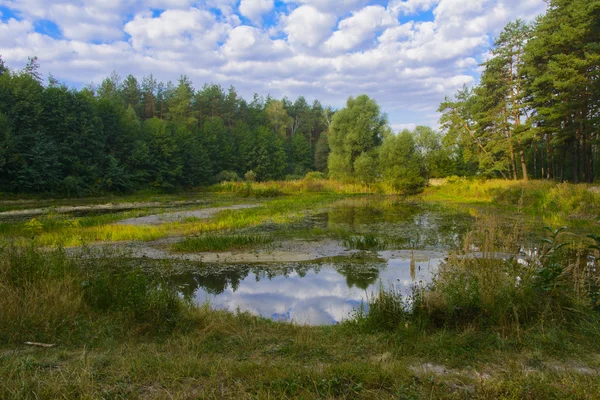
215, 170, 241, 183
305, 171, 326, 181
244, 170, 257, 182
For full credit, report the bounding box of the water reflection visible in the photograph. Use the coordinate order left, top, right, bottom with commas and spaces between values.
326, 200, 474, 250
159, 198, 543, 325
168, 257, 438, 325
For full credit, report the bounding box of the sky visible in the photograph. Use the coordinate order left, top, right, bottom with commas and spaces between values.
0, 0, 547, 130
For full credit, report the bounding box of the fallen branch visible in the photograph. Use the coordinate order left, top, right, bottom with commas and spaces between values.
25, 342, 56, 348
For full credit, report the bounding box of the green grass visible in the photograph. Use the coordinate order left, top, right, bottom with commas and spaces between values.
1, 257, 600, 398
172, 234, 273, 252
1, 193, 344, 247
343, 234, 386, 250
423, 178, 600, 218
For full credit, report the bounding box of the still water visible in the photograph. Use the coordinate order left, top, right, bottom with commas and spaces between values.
161, 199, 539, 325
170, 256, 439, 325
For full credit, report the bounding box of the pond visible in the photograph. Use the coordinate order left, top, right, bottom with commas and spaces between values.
156, 199, 544, 325
169, 255, 440, 325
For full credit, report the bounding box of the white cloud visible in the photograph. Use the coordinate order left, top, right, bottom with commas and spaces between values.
392, 123, 417, 132
281, 0, 369, 13
239, 0, 274, 24
0, 0, 548, 127
388, 0, 440, 16
325, 5, 397, 52
222, 25, 290, 60
124, 8, 230, 52
283, 5, 337, 48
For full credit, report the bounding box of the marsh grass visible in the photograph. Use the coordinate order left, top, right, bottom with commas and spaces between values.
3, 188, 600, 398
0, 245, 194, 345
343, 234, 386, 250
349, 216, 600, 344
2, 227, 600, 398
172, 234, 273, 252
6, 194, 341, 247
424, 178, 600, 218
211, 178, 386, 195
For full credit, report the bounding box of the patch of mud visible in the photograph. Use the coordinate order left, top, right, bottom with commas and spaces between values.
128, 238, 359, 263
116, 204, 258, 226
0, 199, 209, 219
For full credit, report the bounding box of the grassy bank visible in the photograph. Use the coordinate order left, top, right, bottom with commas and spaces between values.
423, 178, 600, 218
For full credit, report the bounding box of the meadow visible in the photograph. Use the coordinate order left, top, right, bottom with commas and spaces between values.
1, 178, 600, 399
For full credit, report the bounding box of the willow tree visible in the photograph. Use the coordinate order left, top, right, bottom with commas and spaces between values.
327, 95, 387, 181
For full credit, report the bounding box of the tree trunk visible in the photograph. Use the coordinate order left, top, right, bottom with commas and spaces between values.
546, 134, 553, 180
533, 142, 537, 179
573, 138, 579, 184
518, 142, 528, 182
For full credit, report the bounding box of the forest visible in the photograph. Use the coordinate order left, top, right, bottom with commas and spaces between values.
0, 0, 598, 196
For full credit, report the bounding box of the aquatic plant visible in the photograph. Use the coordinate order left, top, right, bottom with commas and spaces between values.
172, 234, 273, 252
343, 234, 385, 250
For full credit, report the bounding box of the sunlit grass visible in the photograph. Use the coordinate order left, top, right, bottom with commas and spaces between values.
172, 234, 273, 252
423, 178, 600, 218
10, 194, 343, 247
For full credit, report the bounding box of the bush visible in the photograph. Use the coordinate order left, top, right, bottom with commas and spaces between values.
215, 170, 241, 183
244, 170, 257, 182
305, 171, 326, 181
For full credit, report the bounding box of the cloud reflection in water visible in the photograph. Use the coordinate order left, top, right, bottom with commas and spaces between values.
190, 257, 440, 325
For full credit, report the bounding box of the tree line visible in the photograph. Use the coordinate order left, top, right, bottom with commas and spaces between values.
440, 0, 600, 183
0, 0, 596, 195
0, 59, 333, 195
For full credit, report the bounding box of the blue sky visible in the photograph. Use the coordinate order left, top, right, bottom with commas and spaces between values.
0, 0, 546, 129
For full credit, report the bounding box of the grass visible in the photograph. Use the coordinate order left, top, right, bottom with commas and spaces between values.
1, 241, 600, 398
423, 178, 600, 219
172, 234, 273, 252
343, 234, 386, 250
209, 178, 380, 195
2, 193, 345, 247
349, 216, 600, 339
2, 182, 600, 398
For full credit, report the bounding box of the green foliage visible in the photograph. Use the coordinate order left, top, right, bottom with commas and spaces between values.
244, 170, 257, 182
328, 95, 387, 181
0, 60, 332, 195
350, 285, 409, 332
353, 151, 379, 184
172, 234, 273, 252
343, 234, 385, 250
254, 126, 287, 181
440, 3, 600, 183
380, 130, 426, 193
305, 171, 326, 180
216, 170, 241, 183
314, 132, 330, 172
289, 133, 313, 176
